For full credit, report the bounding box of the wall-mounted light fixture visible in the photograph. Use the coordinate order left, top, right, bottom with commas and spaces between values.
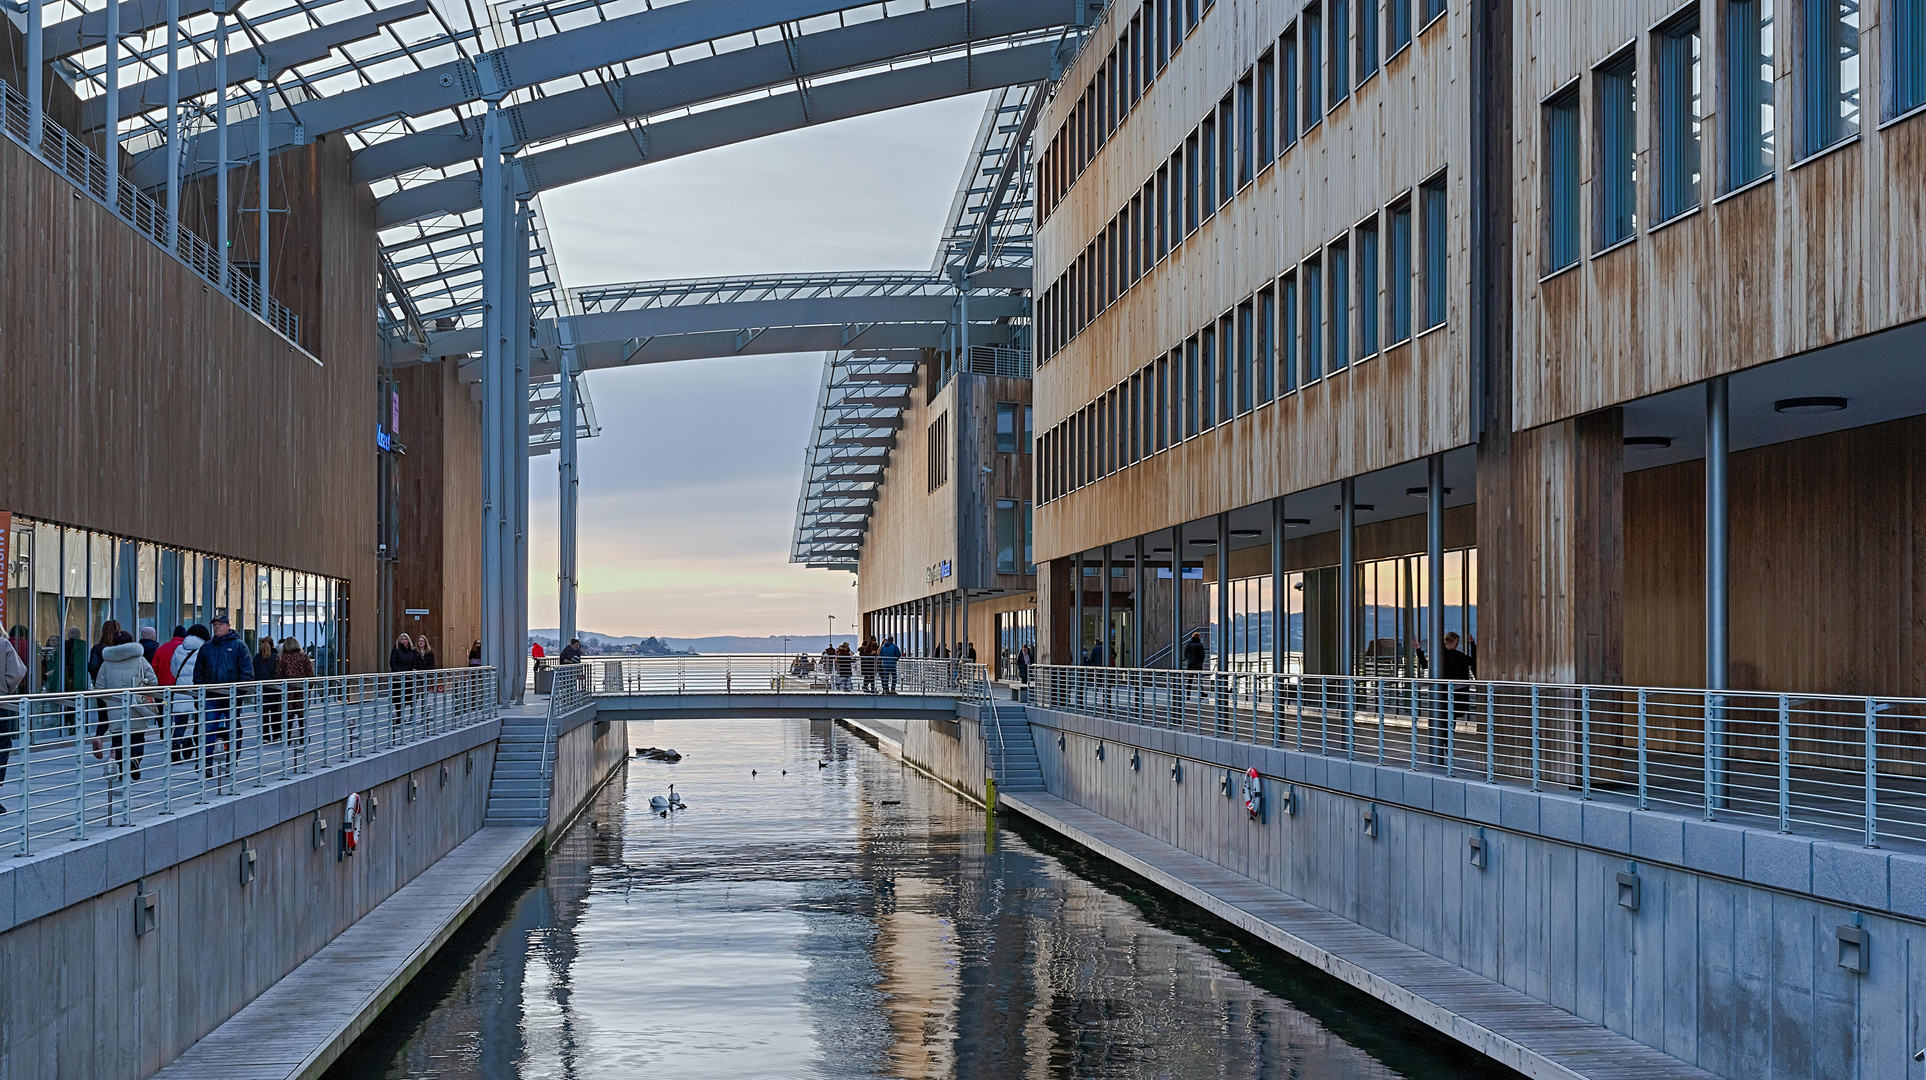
1774, 396, 1847, 414
1624, 436, 1672, 448
1406, 487, 1451, 498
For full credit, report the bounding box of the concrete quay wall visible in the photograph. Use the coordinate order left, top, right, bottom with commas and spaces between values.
918, 705, 1926, 1080
546, 706, 629, 839
0, 722, 500, 1080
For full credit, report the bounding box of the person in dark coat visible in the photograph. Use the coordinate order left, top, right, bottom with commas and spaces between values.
1440, 632, 1476, 680
877, 637, 901, 694
389, 634, 421, 725
139, 626, 160, 664
255, 636, 284, 741
1181, 632, 1207, 671
275, 639, 315, 744
64, 627, 91, 693
88, 620, 123, 681
559, 639, 584, 664
192, 616, 255, 776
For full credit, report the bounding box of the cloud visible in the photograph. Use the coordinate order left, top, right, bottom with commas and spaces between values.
522, 93, 989, 637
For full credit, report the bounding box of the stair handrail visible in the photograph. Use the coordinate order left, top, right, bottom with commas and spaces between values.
966, 661, 1008, 797
1142, 625, 1214, 669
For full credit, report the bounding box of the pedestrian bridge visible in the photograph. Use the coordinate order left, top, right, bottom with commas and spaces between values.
576, 654, 982, 721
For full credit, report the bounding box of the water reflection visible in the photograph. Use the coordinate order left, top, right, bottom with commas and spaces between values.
328, 719, 1517, 1080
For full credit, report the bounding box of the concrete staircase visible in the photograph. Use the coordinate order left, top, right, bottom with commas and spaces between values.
484, 709, 552, 827
984, 705, 1045, 793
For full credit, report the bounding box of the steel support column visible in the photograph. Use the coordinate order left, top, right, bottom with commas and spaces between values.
165, 0, 179, 250
1101, 545, 1112, 666
256, 68, 270, 315
1133, 535, 1145, 668
26, 0, 41, 150
557, 321, 581, 646
1272, 497, 1286, 673
1706, 375, 1729, 808
214, 9, 227, 280
479, 101, 512, 704
1339, 478, 1357, 677
104, 0, 118, 207
1170, 523, 1183, 669
1071, 553, 1083, 663
1216, 513, 1230, 670
512, 203, 533, 704
1426, 453, 1445, 677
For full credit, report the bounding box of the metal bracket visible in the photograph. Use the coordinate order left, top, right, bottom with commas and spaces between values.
1837, 919, 1868, 974
1468, 827, 1487, 869
239, 845, 258, 886
1094, 741, 1105, 761
1170, 759, 1182, 783
1616, 863, 1641, 910
1362, 803, 1379, 838
135, 880, 159, 937
313, 814, 330, 849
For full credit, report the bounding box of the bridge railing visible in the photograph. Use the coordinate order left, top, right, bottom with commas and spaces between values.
1032, 665, 1926, 850
0, 666, 499, 856
583, 654, 978, 698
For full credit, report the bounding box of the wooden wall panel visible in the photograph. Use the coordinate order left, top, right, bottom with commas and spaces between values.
395, 359, 484, 657
1626, 414, 1926, 698
0, 133, 379, 668
1033, 0, 1476, 563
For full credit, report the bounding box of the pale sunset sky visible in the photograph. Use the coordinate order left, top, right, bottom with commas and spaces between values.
524, 93, 993, 639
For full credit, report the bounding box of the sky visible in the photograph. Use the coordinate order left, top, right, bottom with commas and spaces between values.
523, 93, 993, 640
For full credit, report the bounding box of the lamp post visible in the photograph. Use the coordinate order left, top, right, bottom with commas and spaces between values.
827, 615, 836, 650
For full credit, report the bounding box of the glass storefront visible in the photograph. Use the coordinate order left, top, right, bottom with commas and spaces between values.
3, 515, 350, 691
995, 608, 1037, 679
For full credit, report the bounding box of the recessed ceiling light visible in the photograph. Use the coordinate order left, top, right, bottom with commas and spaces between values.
1230, 528, 1262, 538
1335, 504, 1376, 512
1152, 546, 1172, 553
1774, 396, 1847, 414
1283, 518, 1311, 527
1190, 537, 1218, 546
1406, 486, 1452, 498
1624, 436, 1673, 448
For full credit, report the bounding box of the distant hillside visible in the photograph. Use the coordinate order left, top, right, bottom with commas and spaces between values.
531, 630, 859, 655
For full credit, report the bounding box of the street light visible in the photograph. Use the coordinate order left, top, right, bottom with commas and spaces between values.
827, 615, 835, 649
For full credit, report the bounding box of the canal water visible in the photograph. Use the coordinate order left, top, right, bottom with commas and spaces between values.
327, 719, 1520, 1080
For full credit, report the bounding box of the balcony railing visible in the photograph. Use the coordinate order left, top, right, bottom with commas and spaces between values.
0, 666, 499, 855
0, 82, 302, 346
584, 654, 983, 698
1031, 665, 1926, 850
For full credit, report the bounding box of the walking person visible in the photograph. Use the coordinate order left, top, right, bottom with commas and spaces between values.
92, 631, 156, 784
835, 641, 854, 691
1435, 632, 1477, 765
0, 631, 27, 815
1015, 643, 1031, 685
88, 619, 122, 682
878, 636, 901, 694
859, 637, 879, 693
139, 626, 160, 663
276, 638, 315, 745
390, 634, 420, 726
192, 616, 254, 780
467, 640, 483, 667
416, 636, 438, 721
167, 626, 207, 765
255, 636, 284, 742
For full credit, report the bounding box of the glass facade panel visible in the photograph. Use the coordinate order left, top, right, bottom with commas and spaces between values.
1726, 0, 1776, 187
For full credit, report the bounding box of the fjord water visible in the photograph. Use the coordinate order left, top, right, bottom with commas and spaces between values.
327, 719, 1518, 1080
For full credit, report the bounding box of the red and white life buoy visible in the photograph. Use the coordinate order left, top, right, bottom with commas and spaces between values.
341, 791, 364, 858
1242, 767, 1263, 818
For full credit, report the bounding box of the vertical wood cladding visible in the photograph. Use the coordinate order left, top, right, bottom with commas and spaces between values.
0, 133, 377, 668
1627, 414, 1926, 698
1032, 0, 1475, 562
395, 361, 483, 656
1510, 0, 1926, 431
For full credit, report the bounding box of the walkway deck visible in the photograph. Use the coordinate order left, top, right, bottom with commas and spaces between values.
997, 791, 1722, 1080
150, 824, 542, 1080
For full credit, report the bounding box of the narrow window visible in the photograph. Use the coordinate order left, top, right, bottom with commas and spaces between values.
1129, 374, 1141, 463
1023, 503, 1034, 572
1200, 325, 1218, 428
1219, 94, 1237, 203
1165, 0, 1180, 65
1330, 0, 1351, 106
1304, 256, 1324, 380
1257, 285, 1276, 403
1257, 53, 1276, 167
1726, 0, 1776, 187
928, 412, 949, 491
1654, 10, 1703, 222
1157, 353, 1171, 450
1201, 113, 1219, 218
1023, 404, 1033, 449
1217, 313, 1235, 420
1328, 238, 1351, 371
1158, 0, 1172, 68
1128, 197, 1142, 284
997, 500, 1019, 574
1184, 336, 1200, 436
1803, 0, 1860, 153
1388, 197, 1413, 341
1238, 75, 1257, 185
1356, 218, 1380, 359
1186, 0, 1199, 33
1421, 174, 1449, 327
1899, 0, 1926, 115
996, 402, 1020, 453
1390, 0, 1412, 54
1305, 5, 1324, 125
1282, 27, 1301, 147
1280, 272, 1300, 392
1596, 52, 1637, 248
1545, 87, 1582, 270
1423, 0, 1445, 24
1359, 0, 1379, 82
1185, 132, 1202, 233
1237, 300, 1256, 412
1157, 163, 1172, 260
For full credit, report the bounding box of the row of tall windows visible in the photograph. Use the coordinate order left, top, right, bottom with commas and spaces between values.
994, 402, 1034, 454
994, 501, 1035, 575
1038, 2, 1450, 363
1039, 0, 1214, 220
927, 412, 949, 491
1545, 0, 1926, 274
1035, 176, 1447, 506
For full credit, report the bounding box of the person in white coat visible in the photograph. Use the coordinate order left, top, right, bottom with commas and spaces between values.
169, 625, 209, 766
92, 631, 157, 782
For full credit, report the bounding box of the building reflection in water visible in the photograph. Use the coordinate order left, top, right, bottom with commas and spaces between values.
328, 720, 1498, 1080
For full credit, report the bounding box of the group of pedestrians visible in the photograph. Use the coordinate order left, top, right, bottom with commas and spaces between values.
389, 633, 439, 725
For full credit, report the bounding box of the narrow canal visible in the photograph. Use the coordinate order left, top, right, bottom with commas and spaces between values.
327, 719, 1521, 1080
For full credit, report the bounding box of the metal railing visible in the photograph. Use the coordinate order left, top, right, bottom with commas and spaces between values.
0, 82, 302, 345
1032, 665, 1926, 849
548, 663, 592, 716
1, 666, 499, 856
584, 654, 978, 698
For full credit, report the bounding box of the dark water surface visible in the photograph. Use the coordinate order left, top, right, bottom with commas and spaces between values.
326, 719, 1521, 1080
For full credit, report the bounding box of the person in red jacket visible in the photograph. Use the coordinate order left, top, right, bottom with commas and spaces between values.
152, 626, 187, 686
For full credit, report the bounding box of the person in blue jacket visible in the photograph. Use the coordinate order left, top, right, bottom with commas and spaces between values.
877, 636, 902, 694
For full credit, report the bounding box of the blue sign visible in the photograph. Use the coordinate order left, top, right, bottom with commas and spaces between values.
376, 426, 392, 451
939, 560, 952, 579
